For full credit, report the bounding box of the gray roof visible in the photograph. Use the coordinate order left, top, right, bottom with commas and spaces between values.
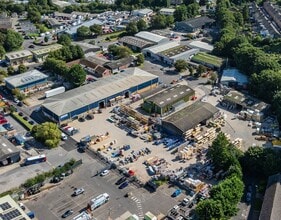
145, 85, 194, 108
104, 57, 134, 70
142, 41, 180, 54
163, 101, 219, 133
0, 137, 20, 161
5, 50, 32, 60
135, 31, 168, 44
223, 90, 269, 112
119, 36, 154, 49
43, 68, 158, 116
5, 69, 48, 88
259, 173, 281, 220
181, 16, 215, 29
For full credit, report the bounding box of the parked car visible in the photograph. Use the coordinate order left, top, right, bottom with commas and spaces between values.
18, 112, 23, 116
23, 116, 28, 121
115, 177, 127, 185
119, 181, 129, 189
100, 169, 109, 176
73, 188, 84, 196
28, 45, 35, 49
28, 120, 35, 125
62, 209, 73, 218
172, 189, 182, 197
0, 119, 8, 124
17, 101, 23, 107
2, 123, 14, 131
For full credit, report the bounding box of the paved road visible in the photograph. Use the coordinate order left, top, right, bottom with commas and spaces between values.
25, 155, 180, 220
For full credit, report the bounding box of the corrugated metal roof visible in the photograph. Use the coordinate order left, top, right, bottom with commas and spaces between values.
135, 31, 168, 44
43, 68, 158, 116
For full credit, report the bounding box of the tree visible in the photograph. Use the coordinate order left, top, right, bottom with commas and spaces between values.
197, 65, 207, 76
126, 22, 138, 35
4, 30, 23, 52
136, 54, 144, 65
57, 34, 72, 46
174, 5, 187, 22
77, 26, 91, 39
109, 45, 133, 59
67, 64, 86, 87
137, 19, 147, 31
151, 14, 167, 29
196, 199, 224, 220
90, 24, 102, 35
165, 15, 174, 27
174, 59, 188, 72
27, 7, 41, 23
0, 45, 5, 59
273, 91, 281, 123
18, 64, 27, 74
32, 122, 61, 149
7, 66, 15, 75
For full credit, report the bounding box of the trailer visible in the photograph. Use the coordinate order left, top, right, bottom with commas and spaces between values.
45, 86, 65, 98
88, 193, 109, 210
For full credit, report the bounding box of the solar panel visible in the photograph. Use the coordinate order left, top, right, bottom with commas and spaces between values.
2, 209, 21, 220
0, 202, 11, 211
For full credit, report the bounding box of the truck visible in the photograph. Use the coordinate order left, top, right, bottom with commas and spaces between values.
45, 86, 65, 98
87, 193, 109, 210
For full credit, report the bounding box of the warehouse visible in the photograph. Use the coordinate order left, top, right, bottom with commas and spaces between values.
0, 137, 21, 166
32, 44, 63, 63
175, 16, 215, 33
119, 36, 154, 52
5, 50, 33, 66
142, 41, 199, 65
162, 101, 219, 136
4, 69, 48, 92
135, 31, 169, 45
42, 68, 158, 124
142, 84, 195, 116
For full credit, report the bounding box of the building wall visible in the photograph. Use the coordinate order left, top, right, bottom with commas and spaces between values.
5, 78, 48, 91
0, 152, 21, 166
6, 55, 33, 66
161, 121, 183, 136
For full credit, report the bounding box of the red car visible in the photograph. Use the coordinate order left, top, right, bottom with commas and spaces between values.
0, 119, 8, 124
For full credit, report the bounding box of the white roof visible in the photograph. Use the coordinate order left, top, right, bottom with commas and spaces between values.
5, 69, 48, 88
221, 68, 248, 85
160, 8, 176, 13
143, 41, 180, 54
43, 68, 158, 116
171, 48, 199, 60
135, 31, 168, 44
188, 41, 214, 52
5, 50, 32, 60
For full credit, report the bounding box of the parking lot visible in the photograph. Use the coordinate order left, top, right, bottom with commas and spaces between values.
25, 157, 180, 219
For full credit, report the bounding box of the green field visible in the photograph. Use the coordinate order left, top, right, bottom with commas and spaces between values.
192, 52, 224, 67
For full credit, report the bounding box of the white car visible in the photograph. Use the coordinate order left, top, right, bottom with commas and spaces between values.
100, 170, 109, 176
73, 188, 84, 196
14, 98, 19, 103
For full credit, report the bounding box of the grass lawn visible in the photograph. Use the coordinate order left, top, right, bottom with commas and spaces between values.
192, 52, 224, 67
11, 112, 34, 131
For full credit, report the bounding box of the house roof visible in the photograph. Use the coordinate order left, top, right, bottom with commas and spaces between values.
259, 173, 281, 220
4, 69, 48, 88
42, 68, 158, 117
119, 36, 154, 49
145, 84, 194, 108
181, 16, 215, 29
135, 31, 168, 44
5, 50, 33, 60
104, 57, 134, 70
163, 101, 219, 133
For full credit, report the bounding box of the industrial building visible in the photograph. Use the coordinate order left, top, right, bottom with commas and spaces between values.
32, 44, 63, 63
119, 36, 154, 52
223, 90, 270, 122
4, 69, 48, 92
142, 41, 199, 65
162, 101, 219, 136
220, 68, 248, 87
142, 84, 195, 116
175, 16, 215, 33
0, 136, 21, 166
188, 41, 214, 53
5, 50, 33, 66
159, 8, 175, 16
259, 173, 281, 220
135, 31, 169, 45
42, 68, 158, 124
0, 195, 31, 219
